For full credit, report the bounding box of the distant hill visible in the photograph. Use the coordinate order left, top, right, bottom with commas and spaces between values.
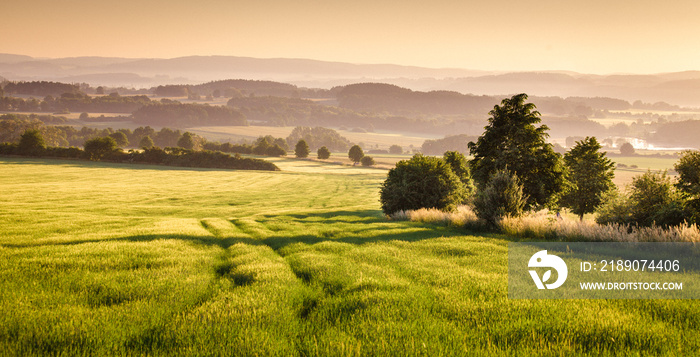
2, 54, 700, 106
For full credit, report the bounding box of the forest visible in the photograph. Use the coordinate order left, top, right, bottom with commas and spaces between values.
1, 80, 700, 150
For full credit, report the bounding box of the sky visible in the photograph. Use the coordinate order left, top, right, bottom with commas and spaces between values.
2, 0, 700, 74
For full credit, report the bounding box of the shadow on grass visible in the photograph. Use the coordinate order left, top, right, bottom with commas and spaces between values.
1, 209, 478, 251
0, 234, 262, 250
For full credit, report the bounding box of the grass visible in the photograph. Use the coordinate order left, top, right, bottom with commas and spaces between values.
1, 157, 699, 355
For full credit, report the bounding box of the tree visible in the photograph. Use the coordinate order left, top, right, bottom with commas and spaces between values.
79, 112, 89, 120
628, 171, 689, 227
317, 146, 331, 160
675, 150, 700, 196
295, 139, 310, 158
674, 150, 700, 221
266, 144, 287, 157
84, 136, 118, 161
559, 137, 616, 220
18, 129, 46, 156
620, 142, 635, 156
139, 135, 155, 149
443, 151, 476, 200
473, 169, 527, 226
253, 137, 271, 155
388, 145, 403, 154
361, 156, 375, 166
380, 154, 465, 214
109, 132, 129, 148
348, 145, 364, 164
597, 171, 690, 227
177, 132, 195, 150
468, 93, 565, 209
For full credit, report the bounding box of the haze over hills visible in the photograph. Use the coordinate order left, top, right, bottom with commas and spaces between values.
2, 53, 700, 107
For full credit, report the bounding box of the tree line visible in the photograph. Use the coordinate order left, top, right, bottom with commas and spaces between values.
0, 129, 279, 171
381, 94, 700, 229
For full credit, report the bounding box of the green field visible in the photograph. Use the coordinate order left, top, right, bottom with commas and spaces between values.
1, 157, 698, 355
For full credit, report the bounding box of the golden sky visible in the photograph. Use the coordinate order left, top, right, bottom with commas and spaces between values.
3, 0, 700, 74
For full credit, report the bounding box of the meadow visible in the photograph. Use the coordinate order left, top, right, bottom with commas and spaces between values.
1, 157, 698, 355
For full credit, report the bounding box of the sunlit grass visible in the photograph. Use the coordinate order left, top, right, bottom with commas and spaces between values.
1, 157, 698, 355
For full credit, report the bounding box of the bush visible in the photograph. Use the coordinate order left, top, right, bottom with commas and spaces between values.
473, 169, 527, 226
360, 156, 375, 166
0, 142, 18, 155
380, 154, 465, 215
44, 146, 82, 158
317, 146, 331, 160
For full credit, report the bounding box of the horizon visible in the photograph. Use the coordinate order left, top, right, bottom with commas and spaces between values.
3, 0, 700, 75
3, 52, 699, 77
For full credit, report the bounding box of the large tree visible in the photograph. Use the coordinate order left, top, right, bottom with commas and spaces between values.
468, 93, 565, 208
559, 137, 615, 220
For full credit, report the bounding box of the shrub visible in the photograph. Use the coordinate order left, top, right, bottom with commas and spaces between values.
473, 169, 527, 226
380, 154, 465, 215
317, 146, 331, 160
360, 156, 375, 166
0, 142, 17, 155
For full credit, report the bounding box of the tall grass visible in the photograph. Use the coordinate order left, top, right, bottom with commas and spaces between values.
392, 206, 700, 243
